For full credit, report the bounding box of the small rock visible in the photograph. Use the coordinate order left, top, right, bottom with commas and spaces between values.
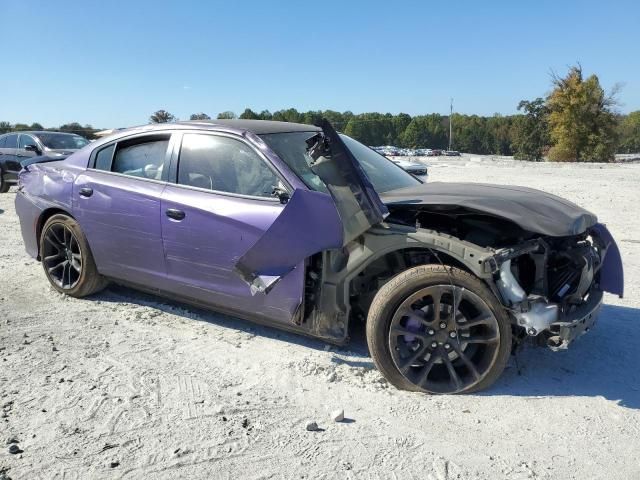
305, 421, 320, 432
109, 461, 119, 468
326, 372, 337, 383
331, 409, 345, 422
241, 418, 249, 428
47, 336, 53, 341
52, 346, 58, 352
58, 378, 65, 383
6, 437, 18, 445
8, 444, 22, 454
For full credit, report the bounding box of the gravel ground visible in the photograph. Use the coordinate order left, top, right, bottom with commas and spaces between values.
1, 156, 639, 479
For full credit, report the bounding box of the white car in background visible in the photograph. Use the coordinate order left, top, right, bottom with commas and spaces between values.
391, 158, 428, 180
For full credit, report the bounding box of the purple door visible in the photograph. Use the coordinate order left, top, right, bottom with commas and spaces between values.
73, 134, 172, 288
160, 132, 305, 324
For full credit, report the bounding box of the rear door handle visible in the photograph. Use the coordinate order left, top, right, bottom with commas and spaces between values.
166, 208, 185, 221
79, 187, 93, 197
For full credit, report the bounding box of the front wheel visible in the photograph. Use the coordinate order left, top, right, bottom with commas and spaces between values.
0, 173, 10, 193
366, 265, 512, 394
40, 214, 108, 297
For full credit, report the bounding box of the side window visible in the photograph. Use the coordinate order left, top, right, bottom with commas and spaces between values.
0, 136, 6, 148
177, 134, 279, 198
94, 144, 115, 171
111, 135, 169, 180
18, 135, 36, 149
4, 134, 18, 149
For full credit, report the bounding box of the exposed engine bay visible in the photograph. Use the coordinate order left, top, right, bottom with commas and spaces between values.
331, 202, 623, 351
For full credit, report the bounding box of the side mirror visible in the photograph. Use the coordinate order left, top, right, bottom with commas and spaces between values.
25, 144, 40, 154
271, 186, 290, 204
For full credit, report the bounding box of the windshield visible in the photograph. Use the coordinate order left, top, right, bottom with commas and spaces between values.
260, 132, 421, 193
35, 133, 89, 150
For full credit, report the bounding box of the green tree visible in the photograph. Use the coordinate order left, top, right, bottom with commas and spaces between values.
189, 112, 211, 120
258, 110, 273, 120
302, 110, 323, 126
13, 123, 30, 131
449, 114, 490, 152
272, 108, 302, 123
216, 111, 237, 119
400, 114, 447, 148
30, 122, 44, 130
618, 111, 640, 153
0, 122, 11, 134
547, 65, 618, 162
239, 108, 260, 120
321, 110, 346, 129
59, 122, 83, 133
149, 110, 176, 123
512, 98, 548, 160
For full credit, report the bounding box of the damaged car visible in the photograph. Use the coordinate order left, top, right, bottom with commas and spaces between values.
15, 119, 623, 394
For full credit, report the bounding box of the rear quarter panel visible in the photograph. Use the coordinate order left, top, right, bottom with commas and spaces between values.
15, 160, 80, 258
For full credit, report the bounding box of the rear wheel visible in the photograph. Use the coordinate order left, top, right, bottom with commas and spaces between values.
40, 214, 108, 297
367, 265, 511, 394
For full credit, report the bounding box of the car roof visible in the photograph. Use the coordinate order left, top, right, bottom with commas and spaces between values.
178, 119, 321, 135
0, 131, 82, 137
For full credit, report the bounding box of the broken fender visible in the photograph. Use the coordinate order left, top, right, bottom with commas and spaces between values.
235, 188, 343, 293
592, 223, 624, 298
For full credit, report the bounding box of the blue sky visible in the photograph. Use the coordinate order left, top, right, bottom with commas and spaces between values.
1, 0, 638, 128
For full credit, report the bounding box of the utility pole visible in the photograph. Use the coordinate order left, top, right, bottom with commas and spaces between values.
448, 97, 453, 151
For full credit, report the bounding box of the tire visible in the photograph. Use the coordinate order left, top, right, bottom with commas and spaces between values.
0, 173, 10, 193
40, 214, 108, 297
367, 264, 512, 394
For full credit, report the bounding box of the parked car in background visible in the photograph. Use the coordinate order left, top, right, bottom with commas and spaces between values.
0, 131, 89, 192
391, 158, 428, 179
15, 119, 623, 394
428, 149, 443, 156
445, 150, 462, 156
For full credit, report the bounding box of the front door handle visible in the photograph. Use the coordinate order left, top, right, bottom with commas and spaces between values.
79, 187, 93, 197
166, 208, 186, 221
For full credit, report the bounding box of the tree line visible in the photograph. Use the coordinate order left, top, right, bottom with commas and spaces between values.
2, 66, 639, 161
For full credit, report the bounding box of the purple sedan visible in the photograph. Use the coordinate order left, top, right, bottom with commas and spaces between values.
15, 119, 623, 394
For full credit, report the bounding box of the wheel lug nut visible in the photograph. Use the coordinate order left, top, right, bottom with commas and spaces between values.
428, 329, 435, 335
444, 343, 451, 350
449, 331, 456, 338
439, 322, 447, 329
430, 342, 438, 348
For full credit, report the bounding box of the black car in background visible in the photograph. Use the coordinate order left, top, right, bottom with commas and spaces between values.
0, 131, 89, 192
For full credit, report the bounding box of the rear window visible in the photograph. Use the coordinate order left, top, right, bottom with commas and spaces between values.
111, 136, 169, 180
94, 144, 115, 171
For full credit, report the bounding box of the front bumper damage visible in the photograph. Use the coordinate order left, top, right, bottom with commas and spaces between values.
548, 289, 602, 350
493, 223, 623, 349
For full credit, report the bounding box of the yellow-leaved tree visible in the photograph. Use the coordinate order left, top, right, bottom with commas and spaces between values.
547, 65, 619, 162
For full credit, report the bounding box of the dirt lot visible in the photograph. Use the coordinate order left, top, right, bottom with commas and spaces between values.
1, 157, 639, 480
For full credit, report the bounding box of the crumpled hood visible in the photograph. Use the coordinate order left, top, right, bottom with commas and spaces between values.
381, 182, 598, 237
